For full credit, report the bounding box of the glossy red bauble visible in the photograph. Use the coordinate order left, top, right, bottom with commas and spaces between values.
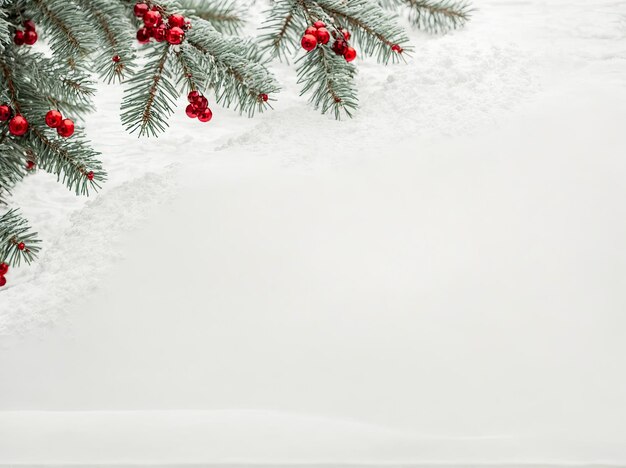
315, 27, 330, 44
17, 242, 25, 251
136, 27, 150, 44
169, 14, 186, 28
0, 104, 11, 121
14, 30, 25, 45
24, 30, 37, 45
332, 39, 347, 55
343, 46, 357, 62
305, 26, 317, 36
342, 29, 351, 41
391, 44, 403, 53
313, 21, 325, 28
166, 26, 185, 44
194, 95, 208, 111
152, 24, 167, 42
260, 93, 269, 102
112, 54, 121, 62
185, 104, 198, 118
26, 160, 35, 170
134, 2, 149, 17
0, 276, 6, 287
24, 19, 36, 31
198, 107, 213, 122
57, 119, 75, 138
143, 10, 162, 28
0, 263, 8, 275
87, 171, 94, 181
188, 90, 200, 103
301, 34, 317, 51
45, 110, 63, 128
9, 115, 28, 136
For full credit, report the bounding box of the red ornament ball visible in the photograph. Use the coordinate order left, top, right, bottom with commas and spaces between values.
305, 26, 317, 36
112, 55, 121, 62
0, 104, 12, 121
332, 39, 347, 55
14, 30, 25, 45
185, 104, 198, 118
24, 30, 37, 45
169, 14, 186, 28
194, 95, 208, 111
343, 46, 357, 62
313, 21, 326, 28
198, 107, 213, 123
45, 110, 63, 128
391, 44, 403, 53
143, 10, 162, 28
17, 242, 25, 251
188, 91, 200, 103
166, 26, 185, 45
87, 171, 94, 181
152, 24, 167, 42
9, 115, 28, 136
57, 118, 75, 138
134, 2, 149, 17
26, 160, 36, 170
301, 34, 317, 51
136, 27, 150, 44
24, 19, 36, 31
315, 27, 330, 44
260, 93, 269, 102
342, 29, 351, 41
0, 276, 6, 287
0, 263, 8, 275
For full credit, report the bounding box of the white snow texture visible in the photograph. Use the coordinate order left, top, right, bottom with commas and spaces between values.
1, 0, 626, 465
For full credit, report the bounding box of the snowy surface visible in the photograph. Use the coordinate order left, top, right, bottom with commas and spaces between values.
1, 0, 626, 465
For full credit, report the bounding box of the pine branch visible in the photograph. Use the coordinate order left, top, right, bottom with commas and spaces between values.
185, 18, 279, 116
296, 45, 357, 119
397, 0, 472, 32
121, 43, 179, 137
259, 0, 307, 61
179, 0, 245, 35
0, 140, 26, 206
0, 209, 41, 266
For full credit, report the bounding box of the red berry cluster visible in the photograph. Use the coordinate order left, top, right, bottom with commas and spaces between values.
301, 21, 356, 63
13, 19, 38, 46
0, 262, 8, 288
134, 3, 189, 45
0, 104, 28, 136
185, 91, 212, 122
45, 110, 74, 138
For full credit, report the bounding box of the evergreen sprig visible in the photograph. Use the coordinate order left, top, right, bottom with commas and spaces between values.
179, 0, 245, 35
0, 209, 41, 266
382, 0, 472, 33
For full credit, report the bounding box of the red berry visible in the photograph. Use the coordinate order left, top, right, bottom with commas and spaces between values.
305, 26, 317, 36
24, 30, 37, 45
143, 10, 162, 28
136, 27, 150, 44
152, 24, 167, 42
0, 276, 6, 287
391, 44, 403, 53
24, 19, 36, 31
198, 107, 213, 123
87, 171, 94, 181
315, 27, 330, 44
185, 104, 198, 118
343, 46, 357, 62
260, 93, 269, 102
183, 19, 192, 30
194, 95, 208, 111
313, 21, 325, 28
57, 119, 75, 138
166, 26, 185, 44
134, 3, 149, 17
0, 263, 8, 275
26, 160, 35, 170
188, 90, 200, 103
112, 54, 121, 62
0, 104, 11, 121
301, 34, 317, 51
13, 30, 25, 45
8, 115, 28, 136
169, 14, 186, 28
332, 39, 347, 55
17, 242, 25, 251
342, 29, 351, 41
45, 110, 63, 128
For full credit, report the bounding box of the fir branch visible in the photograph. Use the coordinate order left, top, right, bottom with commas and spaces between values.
121, 43, 179, 137
259, 0, 307, 61
296, 45, 357, 119
399, 0, 472, 32
186, 18, 279, 116
0, 57, 20, 113
0, 141, 25, 206
179, 0, 245, 35
0, 209, 41, 266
